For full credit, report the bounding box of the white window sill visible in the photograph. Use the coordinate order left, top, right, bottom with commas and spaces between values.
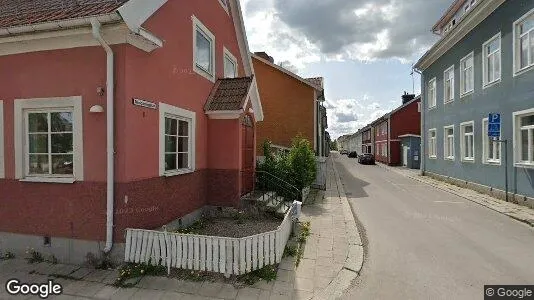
428, 106, 437, 111
193, 65, 215, 83
461, 158, 475, 163
483, 78, 501, 89
164, 169, 195, 177
444, 99, 454, 105
19, 177, 76, 184
514, 163, 534, 169
460, 90, 474, 98
444, 157, 455, 161
429, 156, 437, 159
513, 64, 534, 77
483, 160, 501, 166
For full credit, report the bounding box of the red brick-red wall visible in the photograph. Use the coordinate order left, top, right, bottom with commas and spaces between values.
374, 120, 388, 163
390, 100, 421, 139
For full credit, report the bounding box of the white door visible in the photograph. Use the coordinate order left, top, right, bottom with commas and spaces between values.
403, 146, 409, 167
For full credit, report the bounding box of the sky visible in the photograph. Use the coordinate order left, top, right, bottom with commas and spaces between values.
242, 0, 453, 139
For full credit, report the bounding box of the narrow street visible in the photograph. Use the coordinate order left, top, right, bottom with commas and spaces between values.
332, 153, 534, 300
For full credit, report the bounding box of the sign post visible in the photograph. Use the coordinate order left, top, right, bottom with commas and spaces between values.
488, 113, 508, 202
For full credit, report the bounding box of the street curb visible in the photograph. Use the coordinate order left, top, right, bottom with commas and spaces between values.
375, 163, 534, 228
315, 157, 364, 300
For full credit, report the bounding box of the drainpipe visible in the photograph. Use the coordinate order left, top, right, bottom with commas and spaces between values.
91, 19, 115, 253
413, 67, 424, 175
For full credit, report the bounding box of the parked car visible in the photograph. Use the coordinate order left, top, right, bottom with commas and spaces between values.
348, 151, 358, 158
358, 153, 375, 165
340, 150, 349, 155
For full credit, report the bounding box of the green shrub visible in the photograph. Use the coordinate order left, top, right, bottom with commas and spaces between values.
288, 136, 317, 191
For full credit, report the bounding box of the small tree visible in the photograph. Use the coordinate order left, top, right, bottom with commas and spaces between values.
288, 136, 317, 190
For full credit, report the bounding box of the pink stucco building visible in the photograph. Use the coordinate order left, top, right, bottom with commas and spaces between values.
0, 0, 263, 263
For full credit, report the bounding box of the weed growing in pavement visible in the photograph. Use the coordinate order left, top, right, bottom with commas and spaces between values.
284, 245, 297, 257
295, 221, 312, 267
2, 251, 15, 260
237, 265, 277, 285
114, 261, 167, 287
26, 247, 44, 264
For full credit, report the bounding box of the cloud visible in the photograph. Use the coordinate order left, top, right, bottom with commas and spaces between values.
243, 0, 449, 65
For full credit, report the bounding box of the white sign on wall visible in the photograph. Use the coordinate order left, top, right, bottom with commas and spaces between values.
132, 98, 158, 110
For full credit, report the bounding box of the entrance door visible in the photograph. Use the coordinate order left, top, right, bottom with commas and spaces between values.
241, 115, 254, 195
403, 146, 409, 167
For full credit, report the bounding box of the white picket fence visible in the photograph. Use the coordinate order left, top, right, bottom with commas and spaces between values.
124, 205, 295, 276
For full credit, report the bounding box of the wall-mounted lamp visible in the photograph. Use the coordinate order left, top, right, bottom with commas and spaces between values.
90, 105, 104, 113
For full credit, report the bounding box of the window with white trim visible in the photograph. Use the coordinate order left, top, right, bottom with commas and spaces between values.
514, 108, 534, 166
159, 103, 196, 176
223, 47, 238, 78
444, 66, 454, 103
514, 9, 534, 74
0, 100, 4, 178
427, 78, 436, 109
482, 33, 501, 86
460, 52, 474, 95
193, 16, 215, 82
429, 129, 437, 158
14, 97, 83, 183
482, 118, 501, 164
381, 143, 387, 157
444, 125, 455, 160
460, 121, 475, 162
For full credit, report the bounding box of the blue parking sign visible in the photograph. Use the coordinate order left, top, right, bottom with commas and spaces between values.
488, 113, 501, 138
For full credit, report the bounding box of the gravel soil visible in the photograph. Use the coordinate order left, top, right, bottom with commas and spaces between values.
195, 216, 282, 238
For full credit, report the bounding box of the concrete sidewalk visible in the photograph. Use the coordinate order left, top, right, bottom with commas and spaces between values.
0, 157, 362, 300
376, 163, 534, 227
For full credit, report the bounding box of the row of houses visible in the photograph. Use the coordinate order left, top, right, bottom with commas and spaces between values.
340, 0, 534, 208
338, 93, 422, 169
0, 0, 328, 263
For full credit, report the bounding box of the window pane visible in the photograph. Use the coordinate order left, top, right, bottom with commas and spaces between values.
531, 32, 534, 65
51, 133, 73, 154
488, 139, 494, 159
29, 134, 48, 153
179, 120, 189, 136
178, 153, 188, 169
224, 57, 236, 78
178, 137, 189, 152
196, 30, 212, 72
165, 154, 177, 171
521, 130, 529, 161
520, 16, 534, 34
51, 112, 73, 132
165, 135, 177, 152
51, 155, 73, 175
464, 125, 473, 133
487, 55, 494, 82
165, 118, 177, 135
520, 36, 529, 68
494, 52, 500, 79
28, 113, 48, 132
521, 115, 534, 127
495, 141, 500, 159
487, 38, 500, 53
29, 154, 49, 174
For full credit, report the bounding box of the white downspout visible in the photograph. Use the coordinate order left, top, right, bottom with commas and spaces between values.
91, 19, 115, 253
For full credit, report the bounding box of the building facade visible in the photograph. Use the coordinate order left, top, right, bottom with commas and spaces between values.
416, 0, 534, 206
362, 127, 374, 154
0, 0, 263, 263
389, 95, 422, 167
373, 117, 389, 164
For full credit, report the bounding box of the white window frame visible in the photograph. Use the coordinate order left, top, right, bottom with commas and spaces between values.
460, 52, 474, 96
223, 47, 238, 78
218, 0, 230, 14
460, 121, 475, 162
513, 8, 534, 76
427, 77, 437, 109
192, 16, 216, 82
428, 128, 437, 159
513, 107, 534, 168
482, 118, 501, 165
444, 125, 455, 161
14, 97, 83, 183
0, 100, 4, 178
443, 65, 455, 103
159, 103, 196, 176
482, 32, 501, 88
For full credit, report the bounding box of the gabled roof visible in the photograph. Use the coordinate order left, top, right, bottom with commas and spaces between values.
432, 0, 467, 32
0, 0, 128, 29
205, 77, 253, 112
251, 53, 323, 91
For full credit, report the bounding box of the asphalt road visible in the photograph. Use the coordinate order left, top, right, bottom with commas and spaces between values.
333, 153, 534, 300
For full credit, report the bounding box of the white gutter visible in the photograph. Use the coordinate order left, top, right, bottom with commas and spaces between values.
91, 19, 115, 253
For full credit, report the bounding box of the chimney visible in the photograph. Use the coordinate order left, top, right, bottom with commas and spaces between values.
254, 51, 274, 63
401, 91, 415, 104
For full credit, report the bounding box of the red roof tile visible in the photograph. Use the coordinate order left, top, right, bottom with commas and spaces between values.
205, 77, 254, 112
0, 0, 128, 29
